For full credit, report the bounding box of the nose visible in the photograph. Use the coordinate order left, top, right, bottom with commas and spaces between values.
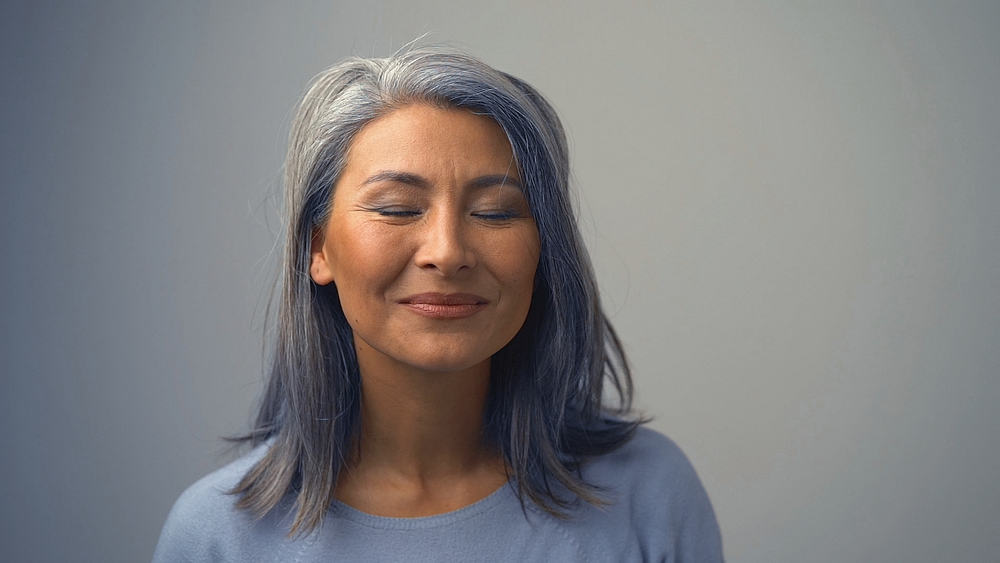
413, 209, 477, 276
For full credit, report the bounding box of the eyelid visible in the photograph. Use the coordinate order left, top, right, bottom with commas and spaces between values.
373, 208, 520, 220
366, 206, 422, 217
471, 209, 521, 220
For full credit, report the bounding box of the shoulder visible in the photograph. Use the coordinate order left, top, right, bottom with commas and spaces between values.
585, 426, 693, 479
152, 441, 288, 562
160, 442, 267, 527
576, 426, 725, 562
585, 426, 704, 501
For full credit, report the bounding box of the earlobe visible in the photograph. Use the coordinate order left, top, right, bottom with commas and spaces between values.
310, 228, 335, 286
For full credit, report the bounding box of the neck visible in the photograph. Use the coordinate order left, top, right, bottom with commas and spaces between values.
349, 339, 498, 481
334, 338, 508, 517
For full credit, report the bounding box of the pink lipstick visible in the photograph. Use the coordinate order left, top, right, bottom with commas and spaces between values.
399, 293, 489, 319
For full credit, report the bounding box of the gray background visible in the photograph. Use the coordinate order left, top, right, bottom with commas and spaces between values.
3, 2, 998, 562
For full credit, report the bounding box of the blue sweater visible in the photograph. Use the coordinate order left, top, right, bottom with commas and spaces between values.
152, 427, 723, 562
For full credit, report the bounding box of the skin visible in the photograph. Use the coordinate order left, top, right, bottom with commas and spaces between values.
309, 103, 541, 517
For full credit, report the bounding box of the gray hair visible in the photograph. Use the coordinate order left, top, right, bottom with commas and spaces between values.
232, 46, 640, 537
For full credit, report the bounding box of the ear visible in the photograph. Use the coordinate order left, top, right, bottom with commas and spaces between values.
309, 227, 336, 286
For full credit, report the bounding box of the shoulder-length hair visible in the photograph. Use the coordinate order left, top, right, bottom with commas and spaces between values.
231, 46, 642, 536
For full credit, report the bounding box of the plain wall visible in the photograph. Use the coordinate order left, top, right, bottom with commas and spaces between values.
2, 1, 997, 561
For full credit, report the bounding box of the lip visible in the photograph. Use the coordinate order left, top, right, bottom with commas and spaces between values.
399, 293, 489, 319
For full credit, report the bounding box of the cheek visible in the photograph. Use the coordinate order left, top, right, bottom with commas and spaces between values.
329, 223, 410, 297
493, 230, 541, 303
514, 227, 542, 280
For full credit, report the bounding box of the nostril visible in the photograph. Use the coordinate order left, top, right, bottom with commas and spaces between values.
413, 223, 477, 275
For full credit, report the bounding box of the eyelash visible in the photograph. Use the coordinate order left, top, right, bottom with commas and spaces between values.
375, 208, 421, 217
473, 210, 521, 221
371, 208, 520, 221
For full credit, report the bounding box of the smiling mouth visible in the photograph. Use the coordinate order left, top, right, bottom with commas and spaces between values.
399, 293, 489, 319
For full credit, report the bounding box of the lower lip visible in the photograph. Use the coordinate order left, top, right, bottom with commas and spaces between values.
402, 303, 487, 319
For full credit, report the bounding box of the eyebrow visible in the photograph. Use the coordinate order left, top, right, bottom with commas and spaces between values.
360, 170, 523, 191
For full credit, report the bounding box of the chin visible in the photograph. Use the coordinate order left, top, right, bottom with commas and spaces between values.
356, 333, 509, 375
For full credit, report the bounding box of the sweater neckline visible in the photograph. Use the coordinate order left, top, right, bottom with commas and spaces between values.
329, 480, 515, 530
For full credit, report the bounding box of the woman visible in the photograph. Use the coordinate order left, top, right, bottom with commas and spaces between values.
153, 47, 723, 562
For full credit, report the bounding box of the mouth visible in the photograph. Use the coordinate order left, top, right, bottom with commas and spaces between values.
399, 293, 489, 319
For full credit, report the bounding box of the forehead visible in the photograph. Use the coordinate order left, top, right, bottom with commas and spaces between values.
340, 104, 519, 180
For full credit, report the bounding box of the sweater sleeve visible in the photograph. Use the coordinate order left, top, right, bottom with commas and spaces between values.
614, 428, 724, 563
151, 476, 229, 563
150, 445, 276, 563
666, 450, 723, 563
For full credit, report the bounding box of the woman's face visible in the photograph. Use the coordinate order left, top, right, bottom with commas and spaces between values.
310, 104, 541, 374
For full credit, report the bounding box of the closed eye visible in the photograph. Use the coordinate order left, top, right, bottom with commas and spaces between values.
374, 207, 421, 217
472, 210, 520, 221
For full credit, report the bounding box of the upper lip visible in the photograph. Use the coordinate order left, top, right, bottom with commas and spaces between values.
400, 292, 489, 305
